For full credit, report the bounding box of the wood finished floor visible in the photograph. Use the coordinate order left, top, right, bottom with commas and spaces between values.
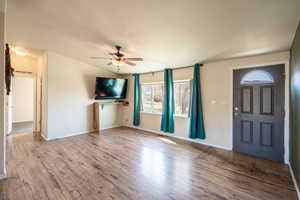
0, 127, 297, 200
10, 122, 33, 135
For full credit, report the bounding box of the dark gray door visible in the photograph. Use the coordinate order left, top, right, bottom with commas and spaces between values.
233, 65, 285, 162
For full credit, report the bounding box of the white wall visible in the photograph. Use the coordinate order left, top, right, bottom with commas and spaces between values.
0, 0, 6, 178
124, 51, 290, 161
12, 76, 34, 122
45, 51, 119, 140
100, 104, 124, 129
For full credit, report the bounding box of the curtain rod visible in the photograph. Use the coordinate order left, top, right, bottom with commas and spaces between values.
132, 63, 203, 76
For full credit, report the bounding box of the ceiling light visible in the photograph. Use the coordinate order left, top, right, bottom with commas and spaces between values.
12, 48, 28, 56
112, 59, 124, 66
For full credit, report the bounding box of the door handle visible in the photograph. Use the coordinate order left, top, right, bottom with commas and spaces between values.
234, 107, 239, 117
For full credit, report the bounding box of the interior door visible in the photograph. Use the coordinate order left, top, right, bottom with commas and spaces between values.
233, 65, 285, 162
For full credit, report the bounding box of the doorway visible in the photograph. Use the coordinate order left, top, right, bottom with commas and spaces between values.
233, 65, 285, 162
9, 75, 35, 135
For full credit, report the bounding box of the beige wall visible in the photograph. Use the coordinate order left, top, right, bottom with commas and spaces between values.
124, 51, 290, 161
11, 51, 38, 75
0, 0, 6, 178
45, 51, 120, 140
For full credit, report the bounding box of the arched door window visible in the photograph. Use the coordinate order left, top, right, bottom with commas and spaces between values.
241, 70, 274, 84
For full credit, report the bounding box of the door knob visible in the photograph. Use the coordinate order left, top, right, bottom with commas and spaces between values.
234, 107, 239, 117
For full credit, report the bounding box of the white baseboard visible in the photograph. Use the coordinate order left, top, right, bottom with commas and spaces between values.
101, 125, 122, 130
42, 125, 122, 141
126, 125, 232, 151
0, 172, 7, 180
41, 133, 48, 141
288, 163, 300, 199
43, 129, 96, 141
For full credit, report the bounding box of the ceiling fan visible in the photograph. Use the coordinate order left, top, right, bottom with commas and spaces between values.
90, 45, 143, 67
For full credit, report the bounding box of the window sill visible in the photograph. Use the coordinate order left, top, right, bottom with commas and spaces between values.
140, 111, 161, 116
140, 111, 189, 119
174, 115, 189, 119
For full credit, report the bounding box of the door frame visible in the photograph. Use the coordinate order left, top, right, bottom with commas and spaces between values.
229, 61, 290, 163
8, 73, 41, 134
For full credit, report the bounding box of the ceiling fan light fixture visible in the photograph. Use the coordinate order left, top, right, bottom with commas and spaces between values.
112, 59, 124, 66
90, 45, 143, 67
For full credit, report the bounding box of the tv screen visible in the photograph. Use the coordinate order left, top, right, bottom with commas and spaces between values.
95, 77, 128, 99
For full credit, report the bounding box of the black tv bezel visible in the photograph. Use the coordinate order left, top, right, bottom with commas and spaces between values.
94, 77, 128, 100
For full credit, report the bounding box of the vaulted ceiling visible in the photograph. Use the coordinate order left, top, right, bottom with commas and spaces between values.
7, 0, 300, 74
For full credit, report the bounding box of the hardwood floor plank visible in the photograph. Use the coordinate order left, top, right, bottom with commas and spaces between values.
0, 127, 297, 200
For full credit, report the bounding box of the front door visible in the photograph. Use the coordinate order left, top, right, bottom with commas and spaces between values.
233, 65, 285, 162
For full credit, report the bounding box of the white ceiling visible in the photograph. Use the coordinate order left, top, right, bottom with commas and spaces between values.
6, 0, 300, 74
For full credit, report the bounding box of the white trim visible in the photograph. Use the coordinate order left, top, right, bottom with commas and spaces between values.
42, 130, 95, 141
126, 125, 231, 151
288, 163, 300, 199
174, 114, 189, 119
140, 111, 188, 118
140, 111, 162, 116
42, 125, 122, 141
229, 61, 290, 163
0, 173, 7, 180
41, 133, 48, 141
101, 125, 122, 130
12, 120, 34, 123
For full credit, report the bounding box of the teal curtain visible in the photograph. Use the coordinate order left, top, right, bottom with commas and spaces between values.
133, 74, 141, 126
161, 69, 175, 133
189, 64, 205, 139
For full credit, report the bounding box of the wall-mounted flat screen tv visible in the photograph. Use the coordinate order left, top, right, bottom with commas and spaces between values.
95, 77, 128, 100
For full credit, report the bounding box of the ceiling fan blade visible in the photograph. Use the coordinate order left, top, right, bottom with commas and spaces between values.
124, 58, 143, 61
90, 56, 111, 60
112, 55, 119, 60
107, 62, 112, 66
124, 60, 136, 66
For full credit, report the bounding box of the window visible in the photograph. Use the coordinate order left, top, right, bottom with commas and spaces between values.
241, 70, 274, 84
174, 81, 191, 116
141, 83, 164, 113
141, 80, 191, 117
